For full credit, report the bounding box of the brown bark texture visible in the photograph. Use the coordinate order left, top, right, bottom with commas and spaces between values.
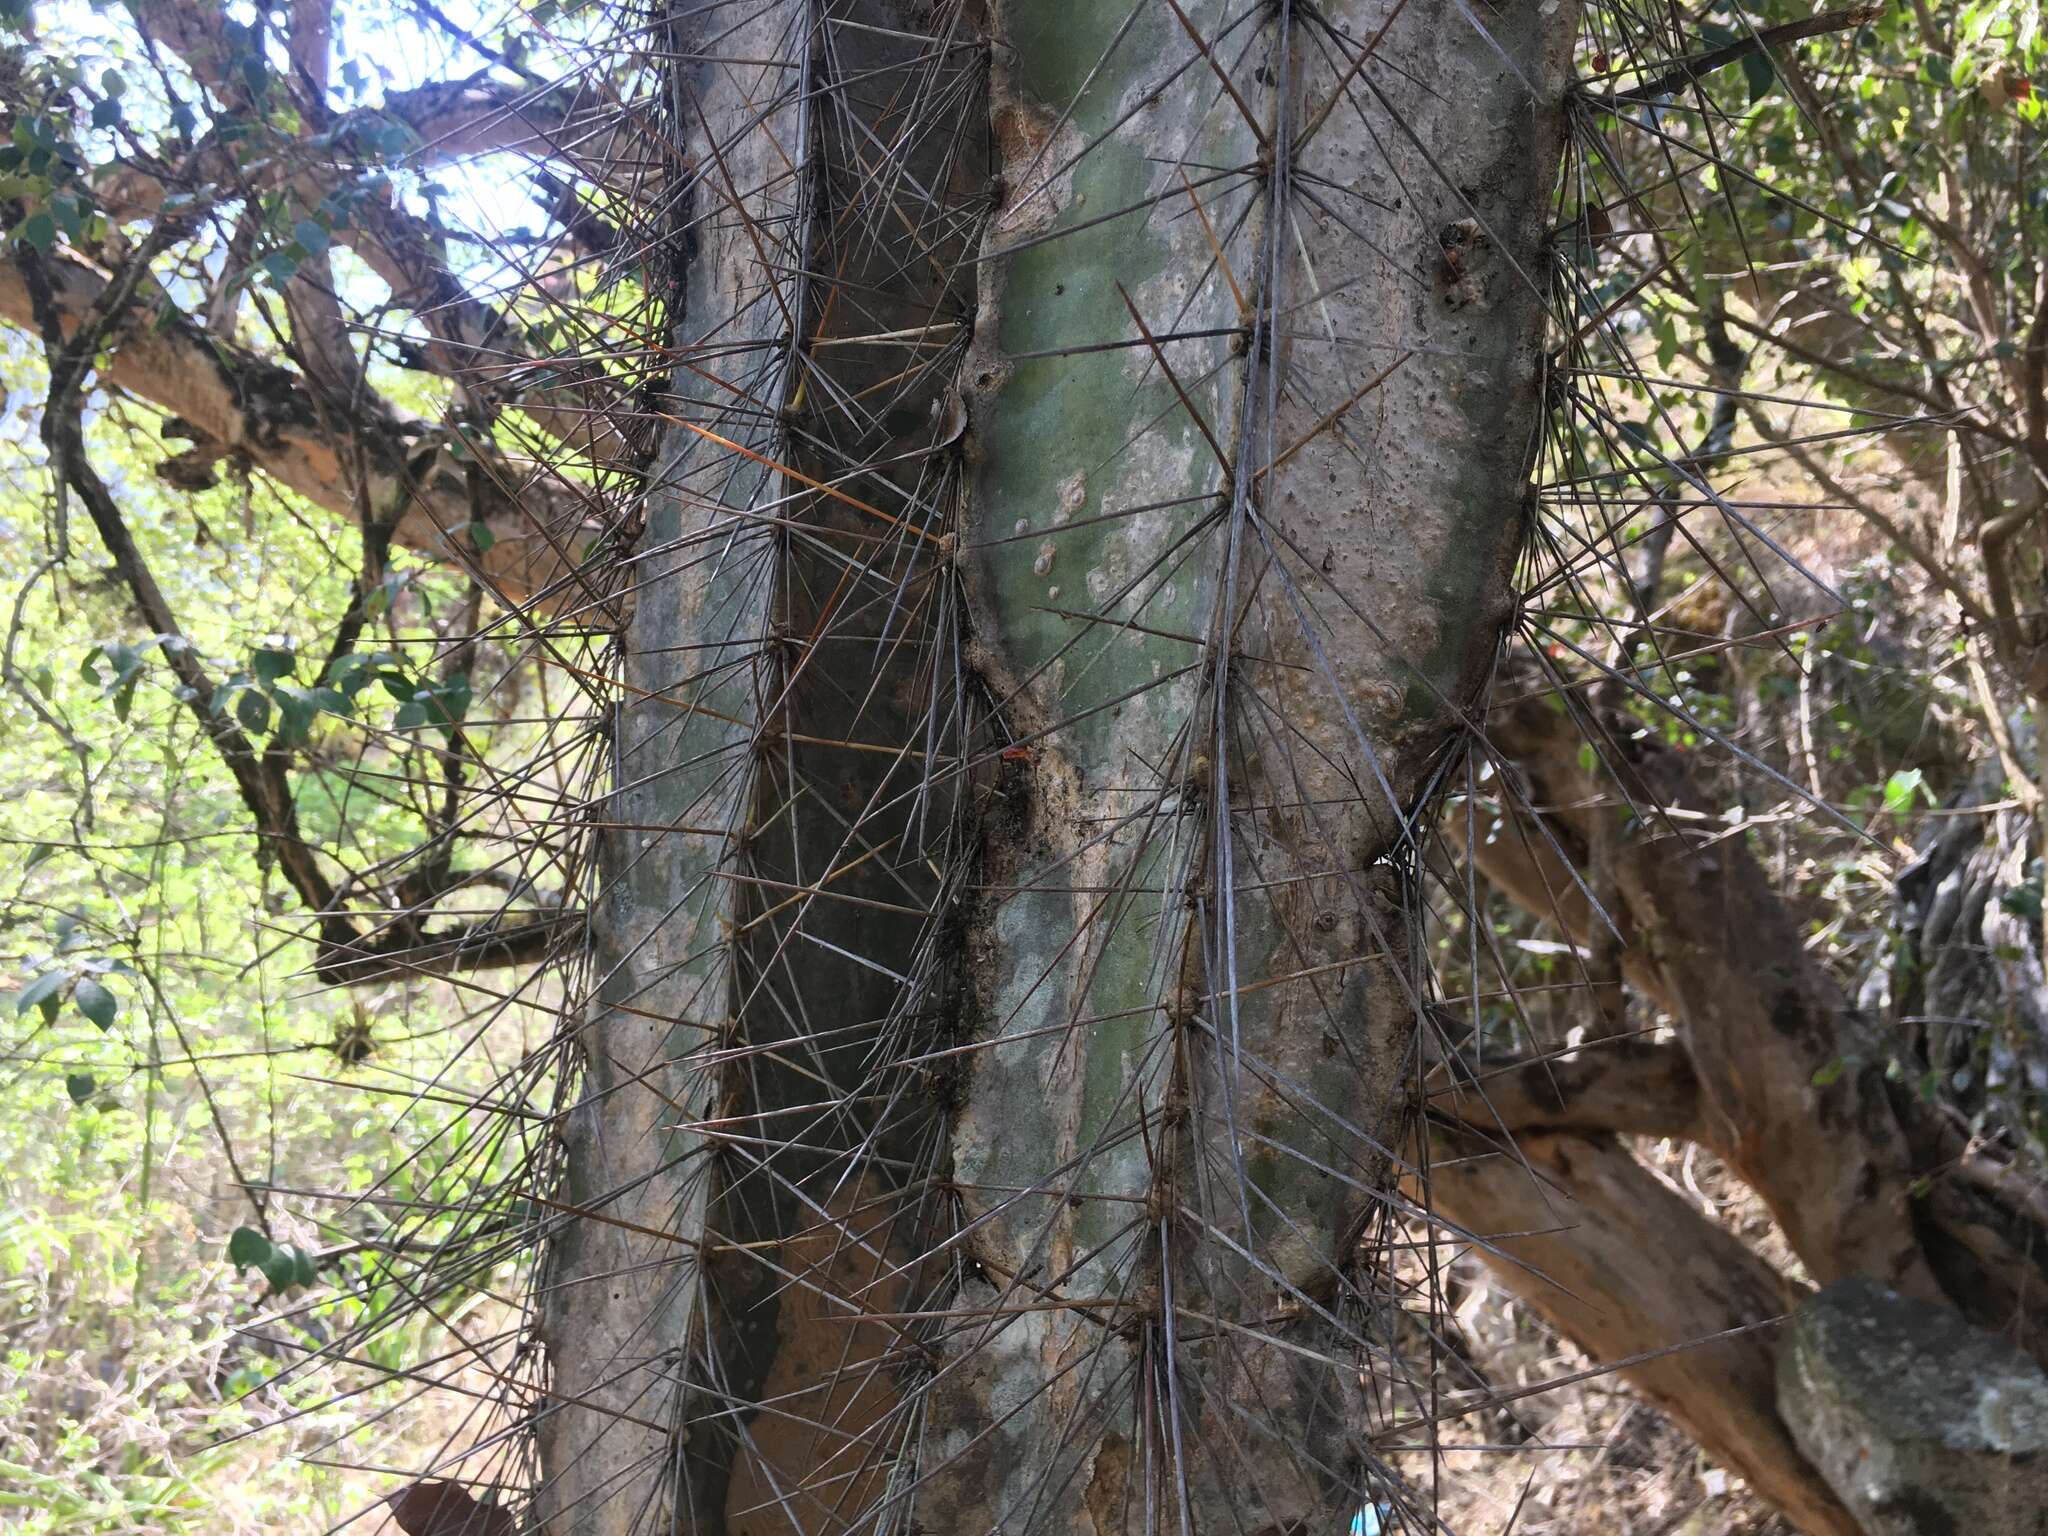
1427, 679, 2048, 1533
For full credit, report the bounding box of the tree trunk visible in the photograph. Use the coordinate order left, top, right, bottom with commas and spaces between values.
539, 3, 1575, 1532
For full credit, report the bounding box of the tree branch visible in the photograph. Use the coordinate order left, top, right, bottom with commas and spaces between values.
90, 147, 636, 462
1429, 1038, 1705, 1143
21, 242, 347, 953
106, 0, 651, 459
20, 244, 591, 987
1581, 7, 1881, 109
1463, 671, 2048, 1361
312, 910, 585, 987
0, 245, 607, 614
1415, 1128, 1860, 1536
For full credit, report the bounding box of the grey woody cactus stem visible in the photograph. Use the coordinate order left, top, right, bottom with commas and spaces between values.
539, 1, 1575, 1531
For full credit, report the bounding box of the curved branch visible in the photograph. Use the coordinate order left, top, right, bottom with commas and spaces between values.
1429, 1037, 1705, 1143
1415, 1127, 1860, 1536
0, 246, 608, 614
1463, 674, 2048, 1360
1579, 6, 1880, 109
109, 0, 654, 461
313, 910, 585, 987
380, 75, 657, 174
91, 152, 637, 463
21, 243, 594, 990
138, 0, 643, 169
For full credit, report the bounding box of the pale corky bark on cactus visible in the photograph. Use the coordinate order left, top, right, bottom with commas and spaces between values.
538, 1, 1574, 1532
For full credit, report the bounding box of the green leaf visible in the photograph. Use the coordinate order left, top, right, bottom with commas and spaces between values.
259, 1244, 301, 1292
64, 1071, 95, 1105
468, 521, 496, 555
252, 645, 295, 685
236, 689, 271, 734
1741, 50, 1775, 105
227, 1226, 272, 1267
18, 210, 54, 251
292, 218, 329, 257
72, 975, 116, 1030
24, 840, 57, 872
393, 674, 472, 736
1810, 1058, 1846, 1088
365, 569, 412, 617
272, 692, 316, 746
1999, 880, 2043, 922
14, 969, 66, 1019
1882, 768, 1928, 817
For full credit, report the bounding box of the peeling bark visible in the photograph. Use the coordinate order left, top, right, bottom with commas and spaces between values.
1428, 1038, 1707, 1145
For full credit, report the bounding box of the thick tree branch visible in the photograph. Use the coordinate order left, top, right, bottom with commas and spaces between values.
136, 0, 632, 168
104, 0, 650, 459
313, 909, 585, 986
381, 75, 660, 176
0, 246, 608, 614
1462, 675, 2048, 1360
91, 148, 635, 461
341, 189, 634, 461
22, 244, 348, 953
21, 244, 591, 987
1415, 1128, 1860, 1536
1429, 1038, 1705, 1143
1581, 7, 1881, 109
